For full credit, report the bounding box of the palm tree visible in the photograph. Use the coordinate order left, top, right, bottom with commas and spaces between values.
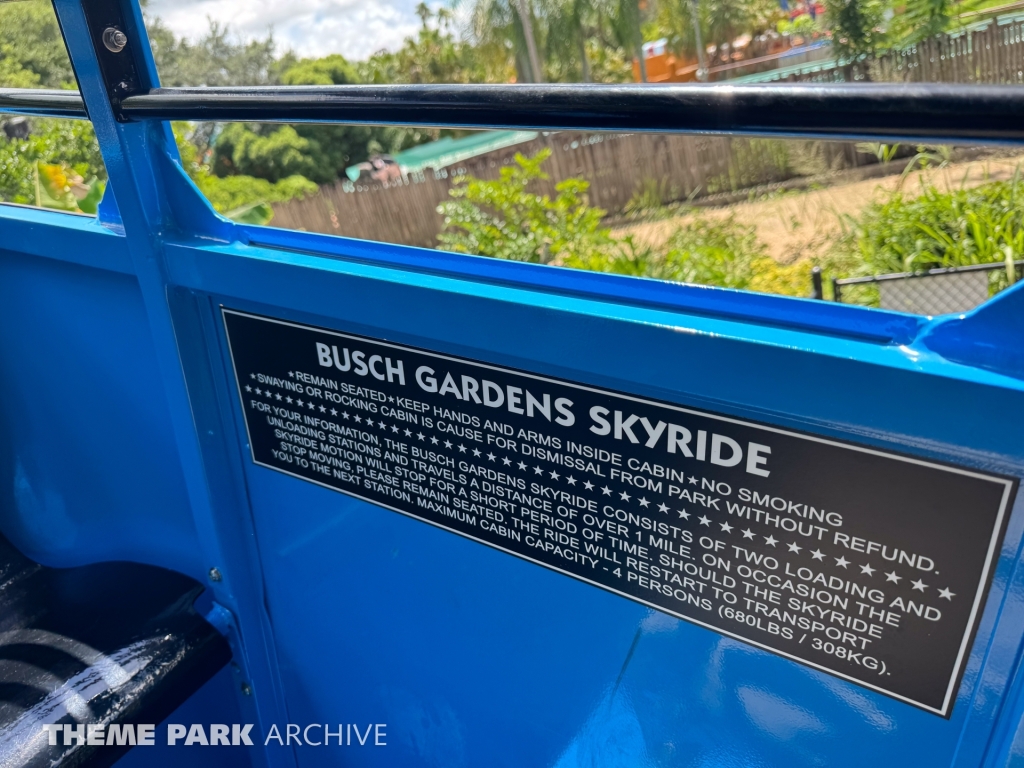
654, 0, 735, 79
613, 0, 646, 81
704, 0, 748, 51
688, 0, 707, 80
515, 0, 546, 81
546, 0, 601, 81
468, 0, 546, 82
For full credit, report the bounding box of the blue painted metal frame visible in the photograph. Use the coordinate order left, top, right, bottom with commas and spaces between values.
1, 1, 1024, 765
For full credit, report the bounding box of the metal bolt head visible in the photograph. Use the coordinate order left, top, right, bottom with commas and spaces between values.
208, 567, 223, 582
102, 27, 128, 53
240, 682, 252, 696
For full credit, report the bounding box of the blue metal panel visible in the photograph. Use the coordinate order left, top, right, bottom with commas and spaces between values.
0, 243, 201, 574
169, 235, 1024, 767
114, 666, 252, 768
0, 1, 1023, 766
0, 206, 132, 272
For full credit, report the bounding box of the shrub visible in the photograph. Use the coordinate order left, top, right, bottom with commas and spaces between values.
707, 139, 793, 195
0, 119, 105, 206
623, 178, 679, 219
822, 0, 887, 62
438, 149, 614, 264
34, 162, 104, 214
569, 216, 766, 287
439, 149, 807, 297
194, 173, 317, 214
658, 217, 768, 287
565, 215, 807, 295
832, 176, 1024, 301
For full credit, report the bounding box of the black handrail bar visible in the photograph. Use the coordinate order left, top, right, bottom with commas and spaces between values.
5, 83, 1024, 143
0, 89, 88, 120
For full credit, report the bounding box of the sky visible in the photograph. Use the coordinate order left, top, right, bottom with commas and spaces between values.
145, 0, 434, 61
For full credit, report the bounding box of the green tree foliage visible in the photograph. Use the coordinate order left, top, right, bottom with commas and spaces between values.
821, 0, 887, 61
611, 0, 647, 80
824, 176, 1024, 305
195, 173, 317, 218
566, 215, 807, 294
0, 119, 105, 205
0, 0, 75, 88
355, 6, 505, 155
703, 0, 754, 49
817, 0, 953, 59
887, 0, 952, 46
837, 177, 1024, 277
359, 6, 498, 84
583, 38, 633, 82
280, 53, 358, 85
545, 0, 601, 82
210, 52, 404, 184
0, 1, 105, 212
207, 3, 537, 187
34, 161, 105, 214
438, 149, 808, 294
146, 19, 279, 86
148, 18, 382, 185
650, 0, 699, 59
174, 124, 316, 222
144, 16, 289, 161
468, 0, 546, 83
212, 123, 322, 182
465, 0, 644, 84
179, 0, 676, 187
651, 0, 783, 59
279, 55, 387, 182
438, 149, 614, 262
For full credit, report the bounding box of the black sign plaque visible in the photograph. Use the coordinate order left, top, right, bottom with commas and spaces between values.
223, 308, 1016, 716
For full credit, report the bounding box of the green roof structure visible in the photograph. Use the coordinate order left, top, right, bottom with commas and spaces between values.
346, 130, 538, 181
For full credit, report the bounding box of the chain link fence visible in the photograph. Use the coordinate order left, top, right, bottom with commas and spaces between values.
812, 261, 1024, 315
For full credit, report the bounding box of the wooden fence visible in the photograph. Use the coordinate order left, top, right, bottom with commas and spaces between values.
271, 132, 861, 247
770, 14, 1024, 83
272, 15, 1024, 247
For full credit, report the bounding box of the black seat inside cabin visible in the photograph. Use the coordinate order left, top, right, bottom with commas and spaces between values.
0, 532, 229, 767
